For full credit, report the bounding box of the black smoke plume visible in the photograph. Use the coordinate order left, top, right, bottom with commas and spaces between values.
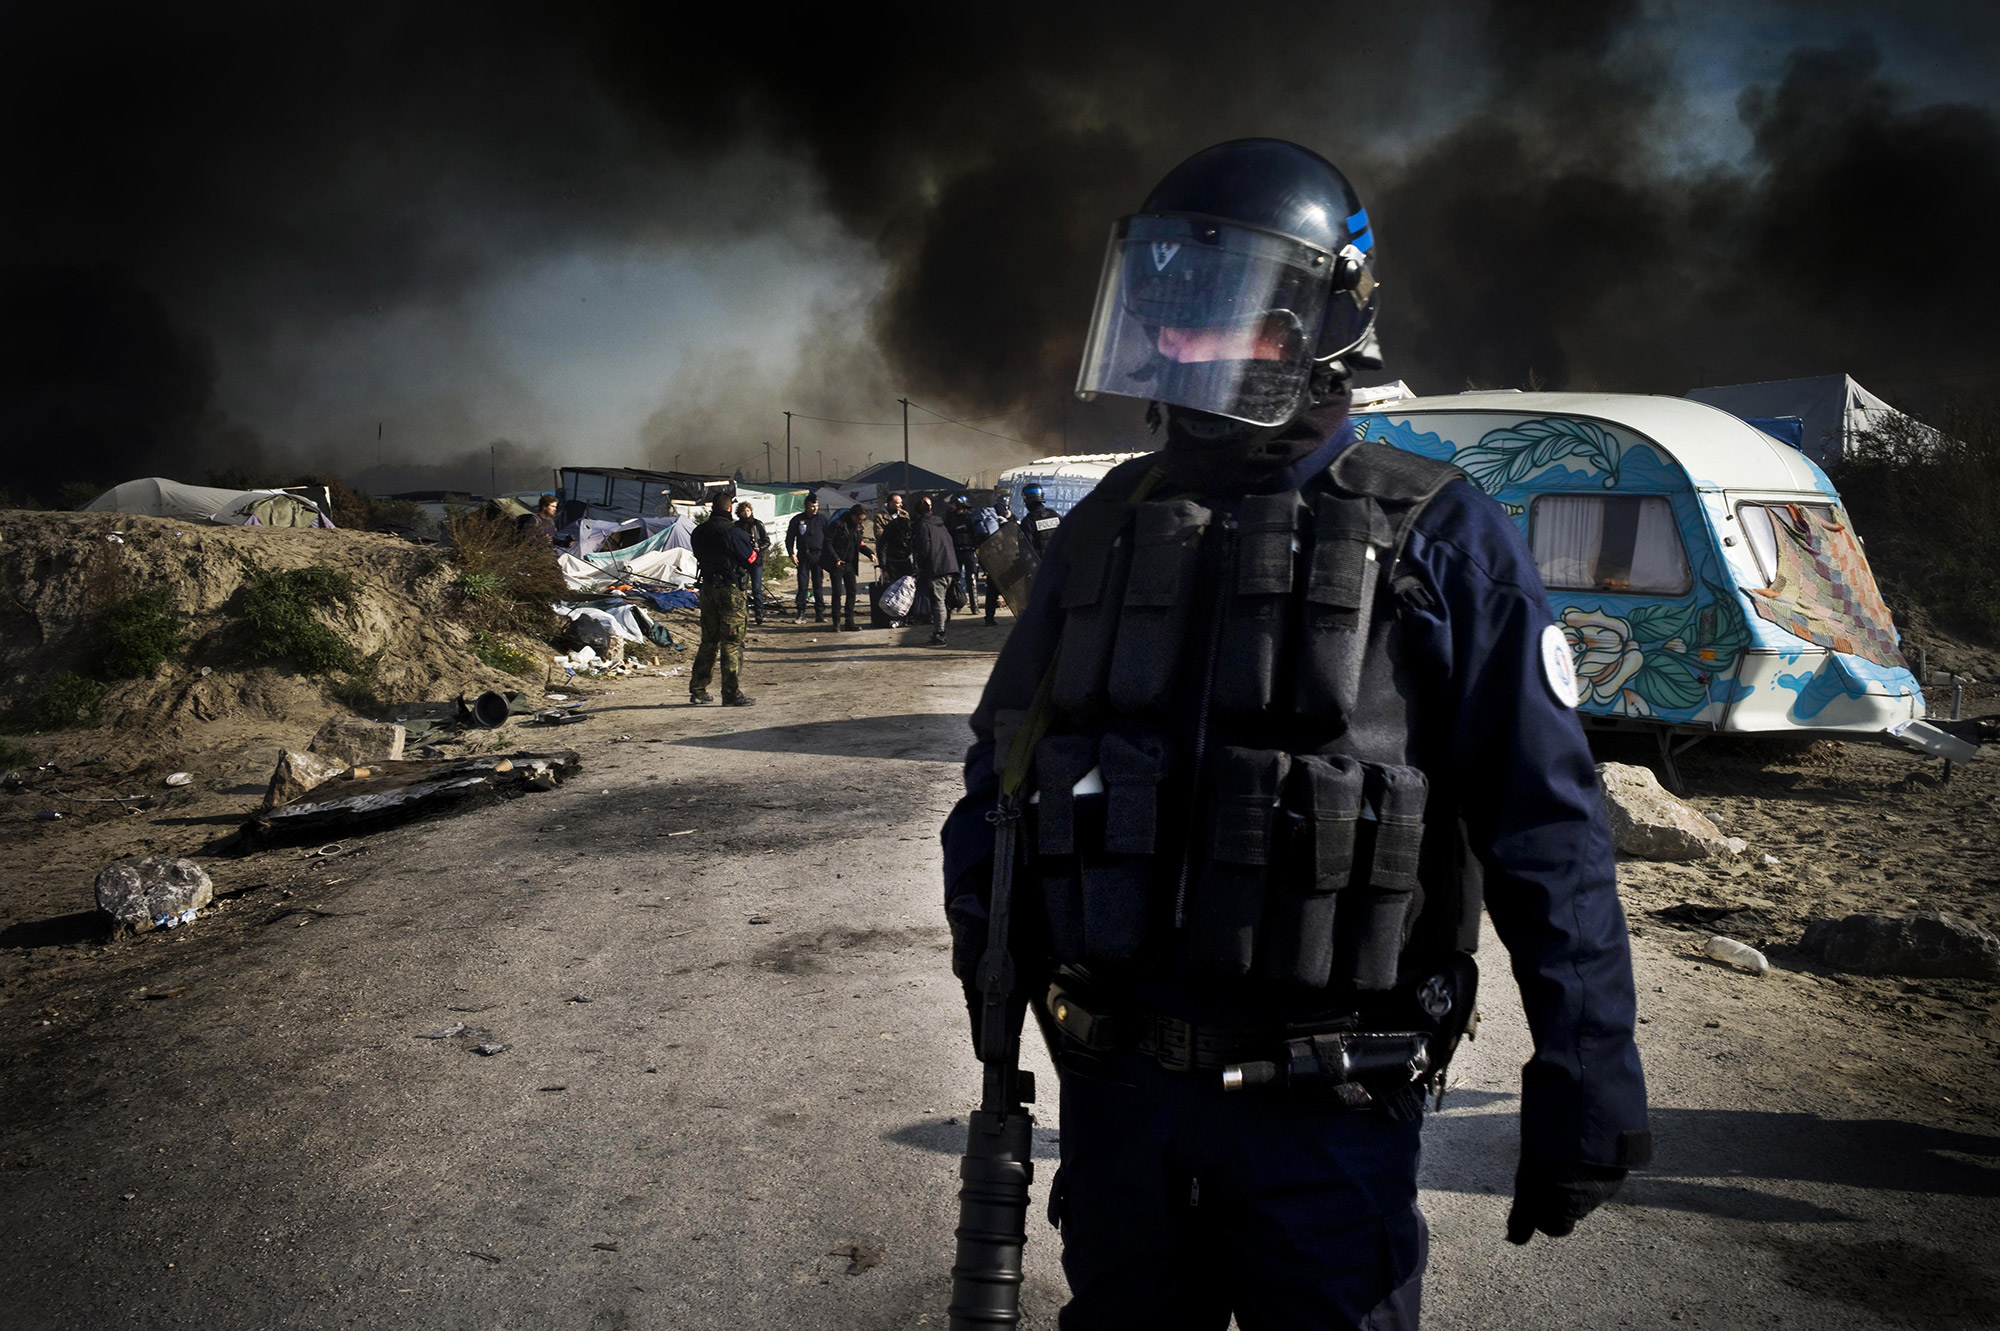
3, 3, 1997, 499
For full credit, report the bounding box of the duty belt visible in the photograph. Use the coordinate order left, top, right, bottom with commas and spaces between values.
1047, 981, 1429, 1096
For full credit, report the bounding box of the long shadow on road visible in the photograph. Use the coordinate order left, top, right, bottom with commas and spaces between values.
672, 714, 973, 762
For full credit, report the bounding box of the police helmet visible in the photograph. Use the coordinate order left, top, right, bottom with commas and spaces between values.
1076, 139, 1379, 428
1021, 484, 1045, 503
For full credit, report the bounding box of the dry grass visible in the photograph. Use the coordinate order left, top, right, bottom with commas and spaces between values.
442, 511, 566, 634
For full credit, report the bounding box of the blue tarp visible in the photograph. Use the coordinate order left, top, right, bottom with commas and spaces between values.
1743, 416, 1806, 450
636, 589, 699, 610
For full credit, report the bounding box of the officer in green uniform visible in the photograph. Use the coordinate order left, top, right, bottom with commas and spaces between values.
689, 487, 758, 707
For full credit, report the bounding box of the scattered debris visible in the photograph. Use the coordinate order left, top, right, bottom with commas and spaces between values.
1702, 935, 1769, 975
830, 1244, 884, 1275
1799, 911, 2000, 980
142, 986, 190, 1001
1652, 902, 1773, 937
1597, 762, 1740, 861
95, 856, 214, 936
35, 810, 63, 821
415, 1022, 466, 1040
474, 1042, 509, 1056
250, 750, 582, 843
463, 1251, 502, 1264
591, 1240, 618, 1251
163, 771, 193, 787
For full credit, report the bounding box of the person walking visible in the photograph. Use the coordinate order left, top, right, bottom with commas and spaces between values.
735, 500, 771, 626
940, 139, 1648, 1327
978, 494, 1012, 625
822, 504, 873, 632
688, 489, 757, 707
786, 495, 830, 623
912, 495, 959, 647
876, 492, 917, 628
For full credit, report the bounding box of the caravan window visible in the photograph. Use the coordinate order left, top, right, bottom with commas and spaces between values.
1738, 503, 1836, 584
1529, 495, 1691, 594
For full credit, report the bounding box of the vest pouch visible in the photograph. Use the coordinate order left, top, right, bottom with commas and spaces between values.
1080, 733, 1172, 965
1107, 500, 1212, 713
1033, 734, 1097, 966
1257, 754, 1364, 988
1185, 746, 1291, 978
1215, 492, 1304, 714
1295, 494, 1392, 723
1052, 503, 1135, 717
1338, 763, 1428, 991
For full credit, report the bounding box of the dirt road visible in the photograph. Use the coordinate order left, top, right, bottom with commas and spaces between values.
2, 618, 1995, 1328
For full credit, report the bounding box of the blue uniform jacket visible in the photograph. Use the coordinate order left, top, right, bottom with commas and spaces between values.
940, 424, 1650, 1170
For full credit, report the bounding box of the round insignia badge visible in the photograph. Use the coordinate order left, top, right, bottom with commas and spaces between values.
1540, 622, 1581, 709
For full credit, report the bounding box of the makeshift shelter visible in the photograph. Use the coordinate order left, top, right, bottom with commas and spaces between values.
842, 459, 964, 496
1684, 374, 1913, 466
557, 466, 729, 520
1353, 392, 1924, 746
83, 478, 333, 527
995, 453, 1152, 516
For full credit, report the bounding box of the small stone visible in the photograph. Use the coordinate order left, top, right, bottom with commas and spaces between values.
474, 1043, 509, 1056
1704, 1020, 1721, 1028
95, 856, 214, 936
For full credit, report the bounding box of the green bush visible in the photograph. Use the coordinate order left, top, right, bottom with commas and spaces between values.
0, 737, 35, 767
443, 512, 566, 633
328, 649, 387, 711
1, 671, 106, 732
473, 630, 540, 677
240, 566, 360, 675
57, 481, 100, 511
99, 588, 185, 679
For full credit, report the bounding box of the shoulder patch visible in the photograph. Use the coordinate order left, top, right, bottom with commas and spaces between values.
1541, 622, 1581, 709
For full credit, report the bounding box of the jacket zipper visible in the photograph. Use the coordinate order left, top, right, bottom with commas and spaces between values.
1173, 511, 1237, 929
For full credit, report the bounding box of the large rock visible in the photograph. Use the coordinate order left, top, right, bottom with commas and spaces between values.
1596, 762, 1737, 861
1799, 911, 2000, 980
95, 856, 214, 935
308, 717, 406, 767
265, 749, 348, 808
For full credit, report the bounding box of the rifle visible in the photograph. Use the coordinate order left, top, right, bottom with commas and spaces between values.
947, 790, 1035, 1328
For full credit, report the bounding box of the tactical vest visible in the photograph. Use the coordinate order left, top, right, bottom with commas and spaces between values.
693, 519, 752, 590
1023, 442, 1480, 1005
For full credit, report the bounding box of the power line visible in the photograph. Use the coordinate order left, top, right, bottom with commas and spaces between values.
783, 407, 1031, 429
902, 398, 1036, 445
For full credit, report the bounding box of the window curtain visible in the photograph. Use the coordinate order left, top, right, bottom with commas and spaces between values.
1531, 496, 1690, 593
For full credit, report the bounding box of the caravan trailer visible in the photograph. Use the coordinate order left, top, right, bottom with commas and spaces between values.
1352, 392, 1937, 761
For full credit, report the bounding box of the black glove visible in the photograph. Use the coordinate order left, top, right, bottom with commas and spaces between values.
1506, 1157, 1627, 1245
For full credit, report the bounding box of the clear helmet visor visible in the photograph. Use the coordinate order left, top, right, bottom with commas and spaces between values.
1075, 214, 1335, 427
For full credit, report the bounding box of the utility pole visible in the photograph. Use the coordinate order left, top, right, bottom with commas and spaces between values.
899, 397, 911, 495
817, 448, 824, 479
784, 411, 792, 484
764, 441, 771, 481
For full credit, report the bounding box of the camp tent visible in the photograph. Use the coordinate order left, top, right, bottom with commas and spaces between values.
1684, 374, 1916, 466
83, 478, 333, 527
995, 453, 1152, 516
1353, 392, 1924, 751
842, 459, 964, 495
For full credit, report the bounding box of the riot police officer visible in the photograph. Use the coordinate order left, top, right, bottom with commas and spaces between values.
940, 139, 1648, 1327
1020, 483, 1062, 556
689, 487, 757, 706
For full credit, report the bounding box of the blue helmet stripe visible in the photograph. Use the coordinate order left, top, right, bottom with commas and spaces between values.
1350, 228, 1374, 254
1346, 207, 1369, 234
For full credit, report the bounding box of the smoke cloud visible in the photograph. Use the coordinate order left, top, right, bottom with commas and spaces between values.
3, 3, 1997, 502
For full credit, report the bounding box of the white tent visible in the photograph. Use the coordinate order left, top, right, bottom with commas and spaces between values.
83, 477, 331, 526
1684, 374, 1912, 465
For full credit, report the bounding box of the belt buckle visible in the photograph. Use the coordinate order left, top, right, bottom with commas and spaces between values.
1154, 1016, 1195, 1073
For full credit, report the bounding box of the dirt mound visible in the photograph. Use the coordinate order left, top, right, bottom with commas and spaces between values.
0, 511, 540, 766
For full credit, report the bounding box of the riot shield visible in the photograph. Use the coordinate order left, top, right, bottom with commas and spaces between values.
975, 521, 1039, 615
